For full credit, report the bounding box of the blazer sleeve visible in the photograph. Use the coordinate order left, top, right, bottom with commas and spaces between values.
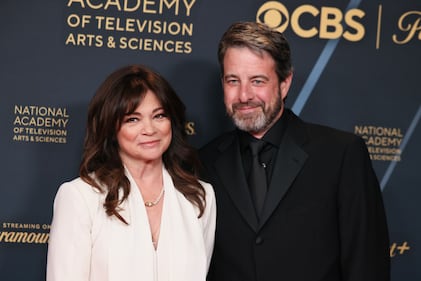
46, 180, 96, 281
338, 136, 390, 281
200, 181, 217, 270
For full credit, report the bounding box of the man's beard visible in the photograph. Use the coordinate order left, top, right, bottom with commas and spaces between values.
227, 95, 283, 134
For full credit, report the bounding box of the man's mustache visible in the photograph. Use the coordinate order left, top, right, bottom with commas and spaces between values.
232, 101, 264, 110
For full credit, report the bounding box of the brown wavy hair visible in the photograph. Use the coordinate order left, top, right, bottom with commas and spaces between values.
79, 64, 206, 223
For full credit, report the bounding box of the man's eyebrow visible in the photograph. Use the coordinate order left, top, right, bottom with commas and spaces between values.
250, 75, 269, 80
223, 74, 238, 79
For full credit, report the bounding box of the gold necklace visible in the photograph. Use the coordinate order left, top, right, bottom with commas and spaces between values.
144, 188, 165, 207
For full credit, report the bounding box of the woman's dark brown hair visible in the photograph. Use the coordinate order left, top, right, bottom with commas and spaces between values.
79, 64, 206, 223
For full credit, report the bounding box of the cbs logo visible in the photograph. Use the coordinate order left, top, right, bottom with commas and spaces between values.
257, 1, 366, 41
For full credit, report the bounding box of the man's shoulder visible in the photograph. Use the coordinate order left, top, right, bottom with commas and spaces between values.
199, 130, 237, 158
286, 110, 363, 146
306, 121, 360, 142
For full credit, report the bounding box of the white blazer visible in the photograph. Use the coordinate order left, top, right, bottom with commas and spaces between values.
46, 167, 216, 281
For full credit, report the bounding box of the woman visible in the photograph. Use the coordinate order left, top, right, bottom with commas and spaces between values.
46, 65, 216, 281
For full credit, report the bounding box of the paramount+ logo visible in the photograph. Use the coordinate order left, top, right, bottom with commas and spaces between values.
257, 1, 365, 41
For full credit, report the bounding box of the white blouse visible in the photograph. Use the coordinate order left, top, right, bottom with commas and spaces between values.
46, 167, 216, 281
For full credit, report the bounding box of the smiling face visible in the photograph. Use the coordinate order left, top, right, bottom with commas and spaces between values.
222, 47, 292, 138
117, 90, 172, 166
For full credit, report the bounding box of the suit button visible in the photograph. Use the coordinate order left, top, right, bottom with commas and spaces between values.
255, 236, 263, 245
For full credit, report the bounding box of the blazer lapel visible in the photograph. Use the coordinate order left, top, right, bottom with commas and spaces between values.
214, 136, 259, 231
258, 121, 308, 228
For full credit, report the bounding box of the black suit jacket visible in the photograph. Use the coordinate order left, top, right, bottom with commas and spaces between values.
199, 110, 390, 281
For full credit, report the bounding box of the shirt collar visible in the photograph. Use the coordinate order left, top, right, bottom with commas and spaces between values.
238, 110, 288, 150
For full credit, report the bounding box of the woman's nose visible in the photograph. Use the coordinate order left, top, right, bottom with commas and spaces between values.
141, 119, 156, 135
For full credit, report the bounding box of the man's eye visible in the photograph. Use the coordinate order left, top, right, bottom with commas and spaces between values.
226, 79, 238, 84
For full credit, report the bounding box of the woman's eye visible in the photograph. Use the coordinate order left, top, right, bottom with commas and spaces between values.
154, 113, 167, 119
125, 116, 138, 123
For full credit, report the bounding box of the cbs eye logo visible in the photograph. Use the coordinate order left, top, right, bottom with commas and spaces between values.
257, 2, 290, 32
257, 1, 366, 42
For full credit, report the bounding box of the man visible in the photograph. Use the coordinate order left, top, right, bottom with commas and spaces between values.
199, 21, 390, 281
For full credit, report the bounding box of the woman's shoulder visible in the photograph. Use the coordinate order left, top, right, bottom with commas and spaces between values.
52, 177, 108, 225
199, 179, 213, 194
199, 179, 216, 209
55, 176, 105, 205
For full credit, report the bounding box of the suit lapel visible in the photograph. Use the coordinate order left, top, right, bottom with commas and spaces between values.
214, 136, 259, 231
258, 111, 309, 229
258, 132, 308, 228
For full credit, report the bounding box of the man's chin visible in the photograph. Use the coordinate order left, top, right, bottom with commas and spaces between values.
232, 117, 265, 132
233, 110, 259, 120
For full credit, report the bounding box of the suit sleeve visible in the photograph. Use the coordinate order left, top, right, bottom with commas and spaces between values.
46, 182, 94, 281
338, 136, 390, 281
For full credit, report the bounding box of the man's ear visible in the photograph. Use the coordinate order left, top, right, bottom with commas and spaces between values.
280, 73, 293, 100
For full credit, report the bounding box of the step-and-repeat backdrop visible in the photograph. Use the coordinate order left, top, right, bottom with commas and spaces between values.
1, 0, 420, 280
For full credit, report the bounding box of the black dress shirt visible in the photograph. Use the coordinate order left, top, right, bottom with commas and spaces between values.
238, 112, 288, 187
